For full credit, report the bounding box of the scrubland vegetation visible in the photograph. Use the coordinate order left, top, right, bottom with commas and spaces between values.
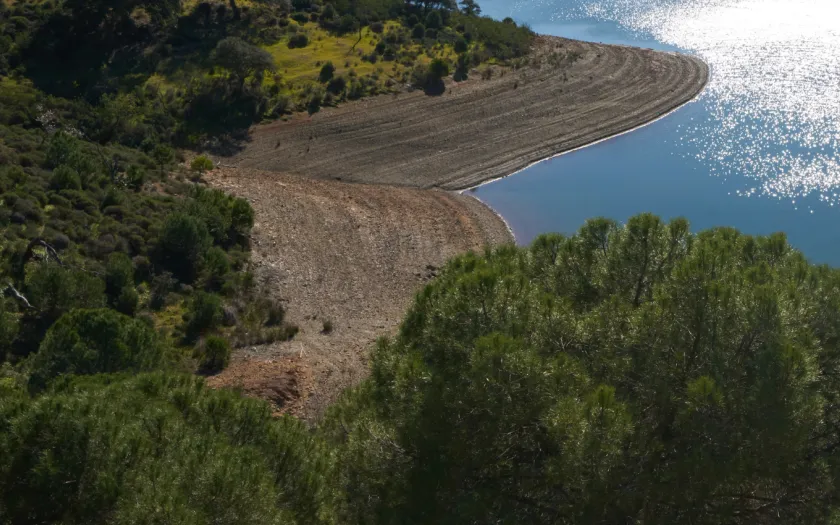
4, 0, 830, 523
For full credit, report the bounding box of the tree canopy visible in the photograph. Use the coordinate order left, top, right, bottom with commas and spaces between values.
324, 214, 840, 524
0, 373, 332, 525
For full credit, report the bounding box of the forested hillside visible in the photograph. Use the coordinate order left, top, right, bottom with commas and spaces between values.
5, 0, 837, 523
0, 0, 539, 523
326, 215, 840, 524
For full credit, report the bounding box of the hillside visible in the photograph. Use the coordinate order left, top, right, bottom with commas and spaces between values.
203, 167, 511, 418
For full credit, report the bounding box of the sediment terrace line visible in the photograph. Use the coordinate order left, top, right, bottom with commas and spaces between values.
229, 36, 709, 190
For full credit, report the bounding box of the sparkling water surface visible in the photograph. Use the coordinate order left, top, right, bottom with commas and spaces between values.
473, 0, 840, 264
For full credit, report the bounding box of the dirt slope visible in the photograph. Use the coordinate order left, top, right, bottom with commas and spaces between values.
204, 168, 511, 419
228, 36, 708, 190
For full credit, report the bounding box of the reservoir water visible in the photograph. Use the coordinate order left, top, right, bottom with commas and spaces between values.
474, 0, 840, 264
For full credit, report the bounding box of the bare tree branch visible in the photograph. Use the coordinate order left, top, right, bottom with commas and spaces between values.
23, 238, 64, 266
3, 283, 33, 309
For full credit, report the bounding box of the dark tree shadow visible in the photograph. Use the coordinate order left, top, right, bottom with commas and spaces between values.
423, 78, 446, 96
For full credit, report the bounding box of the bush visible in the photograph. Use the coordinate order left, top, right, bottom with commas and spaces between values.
425, 10, 442, 29
454, 37, 468, 53
203, 246, 231, 290
105, 252, 134, 299
149, 271, 176, 310
183, 291, 223, 343
265, 299, 285, 326
428, 58, 450, 80
288, 33, 309, 48
338, 14, 358, 34
154, 212, 211, 283
308, 91, 323, 114
370, 21, 384, 33
0, 299, 19, 359
26, 308, 168, 391
114, 286, 139, 316
190, 155, 214, 174
0, 373, 331, 525
50, 165, 81, 190
213, 37, 276, 89
327, 76, 347, 94
25, 263, 106, 325
199, 335, 231, 373
319, 61, 336, 83
411, 23, 425, 39
454, 52, 470, 81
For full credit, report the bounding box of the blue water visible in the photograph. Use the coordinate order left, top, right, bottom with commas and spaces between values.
473, 1, 840, 264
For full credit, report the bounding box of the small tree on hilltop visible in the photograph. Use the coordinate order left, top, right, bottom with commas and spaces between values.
425, 10, 442, 29
459, 0, 481, 16
214, 37, 276, 91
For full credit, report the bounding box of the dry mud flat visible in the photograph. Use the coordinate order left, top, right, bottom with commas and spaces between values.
205, 168, 511, 419
230, 36, 709, 190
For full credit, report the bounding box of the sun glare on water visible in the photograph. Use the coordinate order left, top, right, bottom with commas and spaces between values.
524, 0, 840, 205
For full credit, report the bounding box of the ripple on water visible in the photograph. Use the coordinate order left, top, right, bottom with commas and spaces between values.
514, 0, 840, 206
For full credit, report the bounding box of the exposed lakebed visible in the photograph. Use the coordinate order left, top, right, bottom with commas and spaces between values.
475, 0, 840, 264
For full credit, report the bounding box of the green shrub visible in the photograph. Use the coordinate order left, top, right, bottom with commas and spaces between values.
425, 10, 442, 29
288, 32, 309, 48
338, 14, 358, 34
411, 23, 425, 39
327, 76, 347, 94
428, 57, 450, 80
454, 52, 470, 81
149, 271, 176, 310
115, 286, 139, 316
199, 335, 231, 373
190, 155, 214, 174
26, 308, 169, 390
319, 61, 336, 83
454, 37, 468, 53
203, 246, 231, 290
308, 91, 323, 114
0, 299, 19, 359
24, 263, 106, 325
155, 212, 211, 283
49, 165, 81, 190
105, 252, 134, 298
183, 291, 223, 343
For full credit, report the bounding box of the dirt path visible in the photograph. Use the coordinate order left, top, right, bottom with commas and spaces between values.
204, 168, 511, 419
227, 36, 708, 190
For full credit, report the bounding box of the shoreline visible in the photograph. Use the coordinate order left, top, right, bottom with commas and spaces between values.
460, 55, 709, 243
228, 36, 709, 192
207, 36, 711, 417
